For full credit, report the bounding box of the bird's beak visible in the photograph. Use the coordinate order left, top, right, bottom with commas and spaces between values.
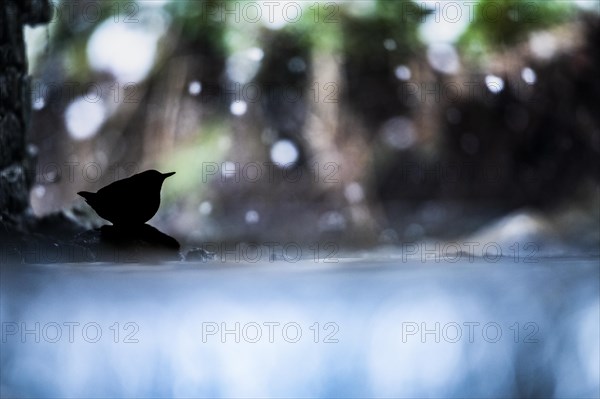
162, 172, 176, 179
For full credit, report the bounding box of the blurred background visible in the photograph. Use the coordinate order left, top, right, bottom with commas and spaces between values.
23, 0, 600, 250
2, 2, 599, 398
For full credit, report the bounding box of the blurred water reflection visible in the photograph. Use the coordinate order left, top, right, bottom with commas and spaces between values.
1, 257, 598, 398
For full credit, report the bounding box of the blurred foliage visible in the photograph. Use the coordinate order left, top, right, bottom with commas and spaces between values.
166, 0, 227, 52
459, 0, 576, 57
342, 1, 429, 58
158, 122, 229, 203
22, 0, 600, 244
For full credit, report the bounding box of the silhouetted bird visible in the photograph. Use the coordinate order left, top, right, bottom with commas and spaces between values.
78, 170, 175, 226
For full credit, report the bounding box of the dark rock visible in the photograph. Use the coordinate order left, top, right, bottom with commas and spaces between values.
1, 206, 183, 264
1, 0, 52, 229
19, 0, 53, 25
0, 229, 94, 264
0, 114, 24, 169
29, 209, 88, 238
100, 224, 180, 250
0, 164, 30, 216
72, 224, 181, 263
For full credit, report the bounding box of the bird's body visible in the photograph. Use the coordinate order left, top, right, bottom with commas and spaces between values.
78, 170, 175, 226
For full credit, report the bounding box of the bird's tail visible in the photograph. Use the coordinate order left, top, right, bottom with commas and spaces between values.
77, 191, 95, 202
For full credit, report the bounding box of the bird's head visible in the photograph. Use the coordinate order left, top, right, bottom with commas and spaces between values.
141, 170, 176, 187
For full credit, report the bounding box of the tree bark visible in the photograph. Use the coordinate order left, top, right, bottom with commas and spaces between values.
0, 0, 51, 229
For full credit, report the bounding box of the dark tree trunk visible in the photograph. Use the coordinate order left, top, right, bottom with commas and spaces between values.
0, 0, 51, 230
